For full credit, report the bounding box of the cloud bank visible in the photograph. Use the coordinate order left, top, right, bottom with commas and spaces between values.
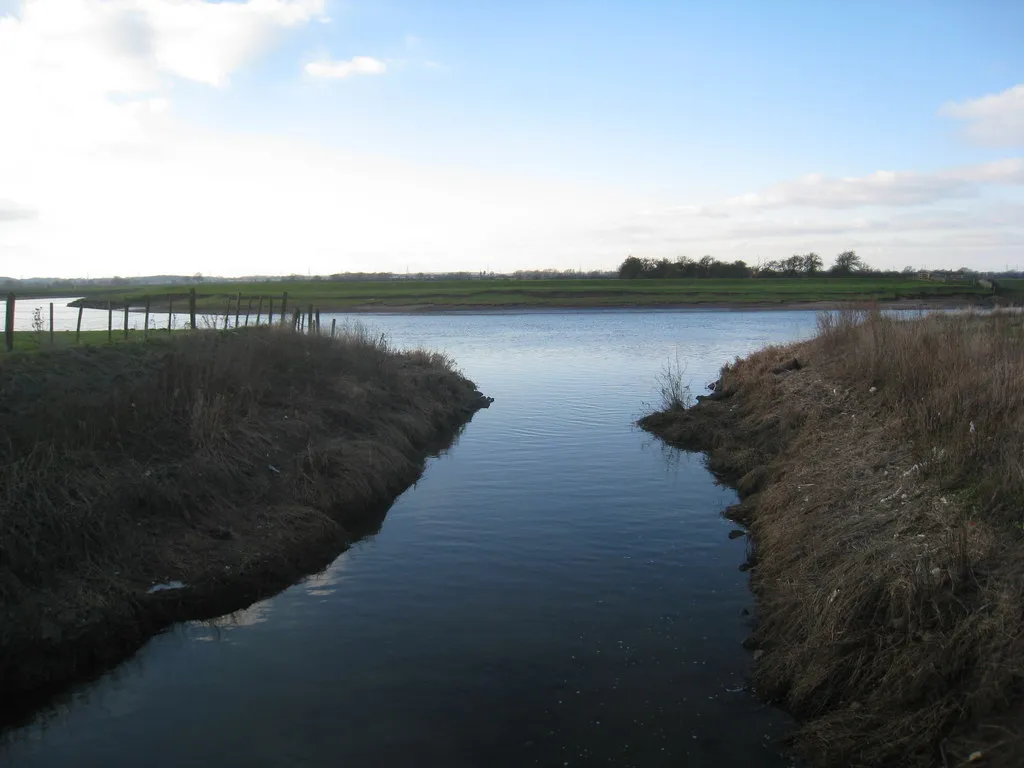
941, 84, 1024, 147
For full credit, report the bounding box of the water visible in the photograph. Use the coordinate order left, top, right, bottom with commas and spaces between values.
1, 310, 819, 768
0, 297, 267, 333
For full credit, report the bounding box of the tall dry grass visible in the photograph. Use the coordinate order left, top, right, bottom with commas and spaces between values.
642, 308, 1024, 765
815, 308, 1024, 523
758, 310, 1024, 766
0, 325, 482, 700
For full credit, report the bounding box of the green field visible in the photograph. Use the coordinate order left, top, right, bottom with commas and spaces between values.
36, 277, 994, 313
4, 329, 184, 353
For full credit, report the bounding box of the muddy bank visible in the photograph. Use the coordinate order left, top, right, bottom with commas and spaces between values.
640, 311, 1024, 767
0, 327, 490, 725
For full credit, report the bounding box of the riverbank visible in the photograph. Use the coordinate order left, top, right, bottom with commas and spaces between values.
57, 276, 997, 315
640, 310, 1024, 767
0, 326, 490, 723
65, 296, 1000, 317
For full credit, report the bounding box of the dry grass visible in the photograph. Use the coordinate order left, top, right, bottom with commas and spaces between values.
0, 325, 485, 711
641, 309, 1024, 767
815, 308, 1024, 524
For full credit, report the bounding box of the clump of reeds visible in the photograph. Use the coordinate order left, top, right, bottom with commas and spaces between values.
655, 350, 693, 411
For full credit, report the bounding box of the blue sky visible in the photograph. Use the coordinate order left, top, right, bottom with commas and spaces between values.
1, 0, 1022, 276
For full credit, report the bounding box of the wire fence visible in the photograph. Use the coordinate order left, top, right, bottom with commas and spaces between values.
3, 290, 335, 353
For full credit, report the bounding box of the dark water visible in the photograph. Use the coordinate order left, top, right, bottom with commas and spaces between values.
1, 310, 819, 768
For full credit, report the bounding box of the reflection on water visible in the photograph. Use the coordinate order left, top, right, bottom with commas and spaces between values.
1, 309, 818, 768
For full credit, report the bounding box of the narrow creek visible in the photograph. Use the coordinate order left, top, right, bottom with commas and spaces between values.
2, 310, 818, 767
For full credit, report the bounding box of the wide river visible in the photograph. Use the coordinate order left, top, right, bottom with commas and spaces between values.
1, 309, 818, 768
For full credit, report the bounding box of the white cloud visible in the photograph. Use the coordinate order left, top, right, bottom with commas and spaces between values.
0, 200, 35, 221
145, 0, 324, 86
722, 159, 1024, 210
305, 55, 387, 79
0, 0, 324, 160
1, 4, 1021, 277
941, 84, 1024, 147
600, 161, 1024, 270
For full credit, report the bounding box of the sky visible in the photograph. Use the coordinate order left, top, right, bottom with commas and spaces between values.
0, 0, 1022, 278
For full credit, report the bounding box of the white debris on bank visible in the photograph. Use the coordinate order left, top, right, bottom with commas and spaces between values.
147, 581, 186, 594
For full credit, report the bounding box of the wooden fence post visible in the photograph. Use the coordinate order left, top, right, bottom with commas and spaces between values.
123, 304, 129, 340
144, 297, 151, 340
189, 288, 197, 330
267, 297, 274, 325
76, 306, 83, 344
280, 292, 288, 326
292, 308, 300, 332
168, 297, 173, 333
315, 309, 321, 335
224, 297, 231, 330
107, 301, 113, 343
245, 296, 253, 327
307, 305, 313, 334
255, 296, 264, 325
330, 318, 336, 338
234, 291, 241, 328
4, 293, 13, 352
49, 302, 54, 345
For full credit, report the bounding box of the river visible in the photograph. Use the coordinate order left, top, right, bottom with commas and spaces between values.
1, 309, 818, 767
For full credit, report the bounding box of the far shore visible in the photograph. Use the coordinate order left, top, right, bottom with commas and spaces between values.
66, 294, 1001, 315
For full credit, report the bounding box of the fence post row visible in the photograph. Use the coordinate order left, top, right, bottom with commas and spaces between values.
4, 293, 14, 352
0, 290, 329, 352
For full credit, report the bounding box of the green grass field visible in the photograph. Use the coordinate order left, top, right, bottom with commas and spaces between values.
29, 277, 993, 313
5, 329, 178, 353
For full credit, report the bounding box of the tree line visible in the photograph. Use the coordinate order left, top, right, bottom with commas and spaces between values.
618, 251, 867, 279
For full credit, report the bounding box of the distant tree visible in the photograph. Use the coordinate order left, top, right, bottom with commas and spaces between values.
782, 255, 805, 276
618, 256, 646, 279
652, 257, 674, 278
901, 265, 916, 275
193, 272, 204, 284
830, 250, 865, 275
803, 252, 823, 274
620, 254, 753, 279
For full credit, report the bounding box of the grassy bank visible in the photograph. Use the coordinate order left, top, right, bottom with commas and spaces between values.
0, 326, 489, 722
56, 277, 995, 313
7, 329, 175, 352
641, 310, 1024, 767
